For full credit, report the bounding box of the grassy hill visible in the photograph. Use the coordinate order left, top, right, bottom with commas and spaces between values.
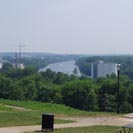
0, 99, 119, 127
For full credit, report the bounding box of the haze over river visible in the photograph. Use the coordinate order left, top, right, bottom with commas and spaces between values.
39, 60, 81, 76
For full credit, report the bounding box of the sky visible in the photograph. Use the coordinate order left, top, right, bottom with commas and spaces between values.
0, 0, 133, 54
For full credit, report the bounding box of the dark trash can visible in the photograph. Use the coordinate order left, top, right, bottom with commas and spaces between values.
42, 114, 54, 131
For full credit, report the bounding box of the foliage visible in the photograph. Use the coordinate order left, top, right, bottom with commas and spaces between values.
3, 54, 80, 70
61, 80, 98, 111
0, 63, 132, 113
98, 79, 117, 112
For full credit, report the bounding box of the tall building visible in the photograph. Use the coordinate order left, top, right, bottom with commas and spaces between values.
91, 60, 117, 78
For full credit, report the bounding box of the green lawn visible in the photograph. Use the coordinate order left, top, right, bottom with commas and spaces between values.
0, 110, 72, 127
0, 99, 120, 117
0, 100, 74, 127
24, 126, 129, 133
0, 99, 121, 127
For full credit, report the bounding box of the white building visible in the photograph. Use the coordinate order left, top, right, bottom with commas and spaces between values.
0, 62, 3, 69
97, 61, 117, 77
91, 60, 117, 78
13, 63, 25, 69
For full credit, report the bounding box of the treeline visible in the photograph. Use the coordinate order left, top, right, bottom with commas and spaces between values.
0, 63, 133, 113
76, 56, 133, 79
21, 54, 80, 69
3, 54, 81, 70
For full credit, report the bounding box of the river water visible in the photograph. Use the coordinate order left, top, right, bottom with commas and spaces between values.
39, 60, 81, 76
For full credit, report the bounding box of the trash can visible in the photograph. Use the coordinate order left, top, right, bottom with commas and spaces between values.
42, 114, 54, 131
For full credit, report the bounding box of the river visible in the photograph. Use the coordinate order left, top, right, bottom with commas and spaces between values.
39, 60, 81, 76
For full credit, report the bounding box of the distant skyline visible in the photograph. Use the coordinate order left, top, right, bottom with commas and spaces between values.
0, 0, 133, 54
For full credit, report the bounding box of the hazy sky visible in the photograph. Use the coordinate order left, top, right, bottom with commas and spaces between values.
0, 0, 133, 54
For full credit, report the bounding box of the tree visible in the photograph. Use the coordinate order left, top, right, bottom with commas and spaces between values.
1, 62, 13, 71
40, 69, 56, 79
36, 82, 55, 102
73, 67, 78, 75
9, 84, 24, 100
0, 75, 13, 99
53, 72, 68, 84
61, 80, 98, 111
98, 79, 117, 112
18, 77, 37, 100
22, 67, 37, 76
126, 85, 133, 112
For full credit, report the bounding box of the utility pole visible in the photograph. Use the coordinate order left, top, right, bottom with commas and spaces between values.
117, 64, 121, 114
15, 53, 18, 68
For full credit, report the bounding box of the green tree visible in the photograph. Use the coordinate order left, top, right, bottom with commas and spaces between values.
73, 67, 78, 75
18, 77, 37, 100
98, 79, 117, 112
0, 75, 13, 99
53, 72, 68, 84
9, 84, 24, 100
61, 80, 97, 111
36, 82, 55, 102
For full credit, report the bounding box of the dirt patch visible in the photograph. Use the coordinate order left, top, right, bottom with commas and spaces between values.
5, 105, 33, 111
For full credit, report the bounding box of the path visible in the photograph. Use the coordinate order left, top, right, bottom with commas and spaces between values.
0, 116, 132, 133
6, 105, 33, 111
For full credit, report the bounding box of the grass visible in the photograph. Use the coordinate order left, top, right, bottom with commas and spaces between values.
0, 104, 15, 111
0, 100, 75, 127
0, 99, 120, 117
0, 110, 72, 127
0, 99, 121, 127
23, 126, 128, 133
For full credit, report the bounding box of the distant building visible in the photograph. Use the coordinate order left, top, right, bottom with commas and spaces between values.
13, 63, 25, 69
0, 54, 3, 69
91, 60, 117, 78
13, 53, 25, 69
0, 62, 3, 69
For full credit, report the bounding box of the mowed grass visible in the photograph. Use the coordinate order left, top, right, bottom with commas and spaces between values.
0, 99, 119, 117
24, 126, 126, 133
0, 100, 75, 127
0, 99, 120, 127
0, 106, 72, 127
